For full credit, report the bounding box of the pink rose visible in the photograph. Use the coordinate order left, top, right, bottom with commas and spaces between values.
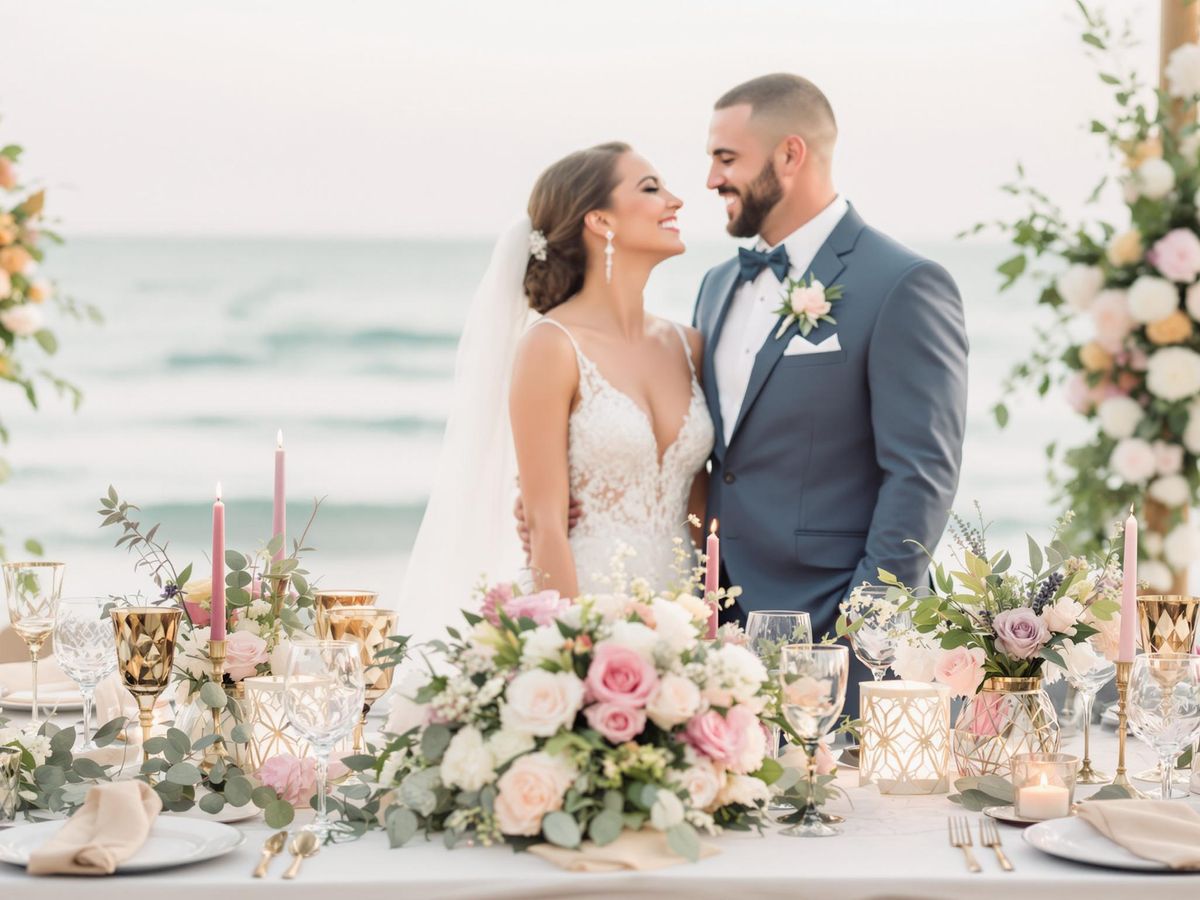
225, 629, 270, 680
968, 692, 1006, 738
932, 646, 986, 698
789, 282, 832, 319
779, 737, 837, 776
494, 751, 577, 836
585, 642, 659, 707
1091, 289, 1135, 353
481, 583, 569, 627
1154, 440, 1185, 475
1149, 228, 1200, 283
257, 753, 349, 807
992, 608, 1051, 660
683, 704, 762, 773
583, 702, 646, 743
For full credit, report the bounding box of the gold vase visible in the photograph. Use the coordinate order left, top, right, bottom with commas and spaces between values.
111, 606, 181, 758
952, 676, 1060, 778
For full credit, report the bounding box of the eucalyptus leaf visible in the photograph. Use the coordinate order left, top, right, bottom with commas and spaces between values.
92, 717, 127, 748
224, 775, 253, 806
71, 758, 107, 779
49, 727, 77, 756
420, 725, 451, 762
666, 823, 700, 862
33, 765, 66, 790
265, 799, 295, 829
387, 807, 420, 848
199, 791, 226, 815
542, 811, 582, 849
587, 809, 623, 846
230, 723, 254, 744
166, 762, 204, 786
252, 786, 278, 809
199, 682, 228, 709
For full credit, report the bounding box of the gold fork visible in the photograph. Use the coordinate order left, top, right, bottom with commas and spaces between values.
948, 816, 982, 873
979, 818, 1013, 871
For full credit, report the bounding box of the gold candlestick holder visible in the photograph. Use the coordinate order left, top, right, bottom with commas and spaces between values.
1110, 660, 1148, 798
200, 638, 236, 774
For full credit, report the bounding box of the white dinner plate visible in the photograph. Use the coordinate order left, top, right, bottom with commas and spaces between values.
0, 817, 244, 872
1024, 815, 1170, 871
1, 689, 84, 712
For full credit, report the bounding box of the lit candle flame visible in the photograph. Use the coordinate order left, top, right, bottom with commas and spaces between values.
277, 429, 283, 449
216, 482, 223, 501
1039, 772, 1048, 788
710, 518, 719, 535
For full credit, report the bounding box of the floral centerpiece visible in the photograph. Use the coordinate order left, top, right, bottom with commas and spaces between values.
977, 3, 1200, 588
373, 542, 784, 861
858, 509, 1121, 776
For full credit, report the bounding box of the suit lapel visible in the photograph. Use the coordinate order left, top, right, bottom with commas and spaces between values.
727, 207, 862, 443
702, 264, 741, 459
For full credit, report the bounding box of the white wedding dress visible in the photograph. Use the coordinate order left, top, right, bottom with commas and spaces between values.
398, 218, 712, 644
533, 318, 714, 592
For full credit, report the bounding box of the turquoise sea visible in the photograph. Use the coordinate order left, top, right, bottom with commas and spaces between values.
1, 235, 1084, 602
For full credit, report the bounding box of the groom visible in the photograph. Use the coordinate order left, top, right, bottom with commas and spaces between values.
697, 74, 968, 712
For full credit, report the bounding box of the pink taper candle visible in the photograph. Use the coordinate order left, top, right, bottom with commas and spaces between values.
211, 483, 226, 642
705, 519, 720, 640
273, 429, 286, 562
1118, 505, 1137, 663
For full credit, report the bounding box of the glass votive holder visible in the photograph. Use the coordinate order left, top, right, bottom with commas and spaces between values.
1011, 752, 1078, 821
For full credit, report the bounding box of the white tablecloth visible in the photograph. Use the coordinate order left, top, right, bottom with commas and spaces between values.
1, 718, 1198, 898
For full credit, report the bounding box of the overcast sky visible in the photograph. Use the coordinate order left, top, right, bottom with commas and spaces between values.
0, 0, 1160, 241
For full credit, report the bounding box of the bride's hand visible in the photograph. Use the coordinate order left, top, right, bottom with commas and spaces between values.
514, 495, 583, 559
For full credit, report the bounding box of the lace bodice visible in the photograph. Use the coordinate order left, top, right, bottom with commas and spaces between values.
532, 318, 714, 592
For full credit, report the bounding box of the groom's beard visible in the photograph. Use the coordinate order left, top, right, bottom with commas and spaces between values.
723, 161, 783, 239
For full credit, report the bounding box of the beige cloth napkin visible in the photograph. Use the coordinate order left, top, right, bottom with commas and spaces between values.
27, 781, 162, 876
529, 829, 719, 872
1077, 799, 1200, 870
0, 656, 76, 699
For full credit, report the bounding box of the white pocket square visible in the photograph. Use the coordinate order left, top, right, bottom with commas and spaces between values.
783, 333, 841, 356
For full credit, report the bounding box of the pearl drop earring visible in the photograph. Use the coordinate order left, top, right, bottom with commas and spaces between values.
604, 230, 615, 283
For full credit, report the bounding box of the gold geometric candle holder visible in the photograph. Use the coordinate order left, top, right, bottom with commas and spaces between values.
860, 680, 951, 795
241, 675, 351, 772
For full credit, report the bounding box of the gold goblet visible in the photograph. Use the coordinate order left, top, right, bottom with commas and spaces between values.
313, 590, 378, 638
324, 607, 397, 752
111, 606, 181, 760
3, 561, 65, 726
1134, 595, 1200, 790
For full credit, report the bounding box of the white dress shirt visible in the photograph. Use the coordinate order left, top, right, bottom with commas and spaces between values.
713, 194, 849, 446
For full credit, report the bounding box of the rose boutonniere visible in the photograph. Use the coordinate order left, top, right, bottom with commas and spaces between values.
773, 273, 844, 339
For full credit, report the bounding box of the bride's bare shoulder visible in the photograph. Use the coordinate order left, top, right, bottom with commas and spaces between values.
648, 315, 703, 370
512, 319, 579, 386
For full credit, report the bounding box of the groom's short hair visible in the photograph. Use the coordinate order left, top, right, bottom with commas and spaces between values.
715, 74, 837, 157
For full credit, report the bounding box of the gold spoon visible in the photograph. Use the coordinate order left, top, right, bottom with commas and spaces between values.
252, 830, 289, 878
282, 831, 320, 880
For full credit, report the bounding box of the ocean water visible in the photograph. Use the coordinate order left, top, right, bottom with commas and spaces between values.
0, 234, 1084, 606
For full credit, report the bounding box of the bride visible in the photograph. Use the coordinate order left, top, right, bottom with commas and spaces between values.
399, 142, 713, 639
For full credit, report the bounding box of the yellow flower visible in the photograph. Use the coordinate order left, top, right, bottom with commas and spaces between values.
1079, 341, 1114, 372
1146, 309, 1194, 345
1123, 136, 1162, 169
0, 355, 9, 378
1107, 228, 1144, 268
0, 245, 32, 275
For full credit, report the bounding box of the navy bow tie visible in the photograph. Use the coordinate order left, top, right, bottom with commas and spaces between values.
737, 244, 790, 284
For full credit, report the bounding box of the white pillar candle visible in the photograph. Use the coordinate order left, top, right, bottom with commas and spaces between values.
1017, 773, 1070, 820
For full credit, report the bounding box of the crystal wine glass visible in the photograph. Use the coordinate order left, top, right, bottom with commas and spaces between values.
1064, 653, 1115, 784
1127, 652, 1200, 801
841, 584, 912, 682
53, 598, 117, 750
778, 643, 848, 837
3, 561, 65, 726
746, 610, 812, 760
284, 640, 365, 840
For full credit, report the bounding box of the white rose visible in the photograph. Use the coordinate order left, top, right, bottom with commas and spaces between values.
500, 669, 585, 737
0, 304, 43, 337
731, 714, 767, 775
1164, 524, 1200, 569
521, 624, 565, 666
588, 593, 628, 622
440, 725, 496, 791
649, 789, 686, 831
706, 643, 768, 705
1140, 559, 1175, 593
893, 637, 938, 682
175, 626, 212, 680
234, 616, 262, 635
1153, 440, 1185, 475
1149, 474, 1191, 508
268, 636, 292, 677
671, 752, 723, 811
247, 598, 272, 620
1097, 395, 1143, 439
673, 592, 711, 622
650, 596, 698, 652
1128, 275, 1179, 323
645, 673, 702, 730
1144, 531, 1166, 559
557, 604, 585, 630
1137, 158, 1176, 200
1147, 346, 1200, 400
1056, 639, 1105, 681
1166, 42, 1200, 98
715, 773, 770, 809
603, 620, 659, 663
1055, 264, 1105, 311
487, 728, 536, 765
1039, 597, 1083, 635
1110, 437, 1158, 485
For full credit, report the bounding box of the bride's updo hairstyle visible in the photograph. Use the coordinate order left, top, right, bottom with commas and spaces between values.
524, 141, 630, 313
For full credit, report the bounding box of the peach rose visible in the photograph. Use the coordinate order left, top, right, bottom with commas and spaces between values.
0, 270, 10, 299
933, 646, 987, 698
1107, 228, 1144, 268
493, 751, 577, 836
1079, 341, 1113, 372
0, 157, 14, 190
25, 278, 50, 304
0, 245, 32, 276
645, 673, 702, 730
1147, 309, 1194, 345
789, 281, 832, 319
